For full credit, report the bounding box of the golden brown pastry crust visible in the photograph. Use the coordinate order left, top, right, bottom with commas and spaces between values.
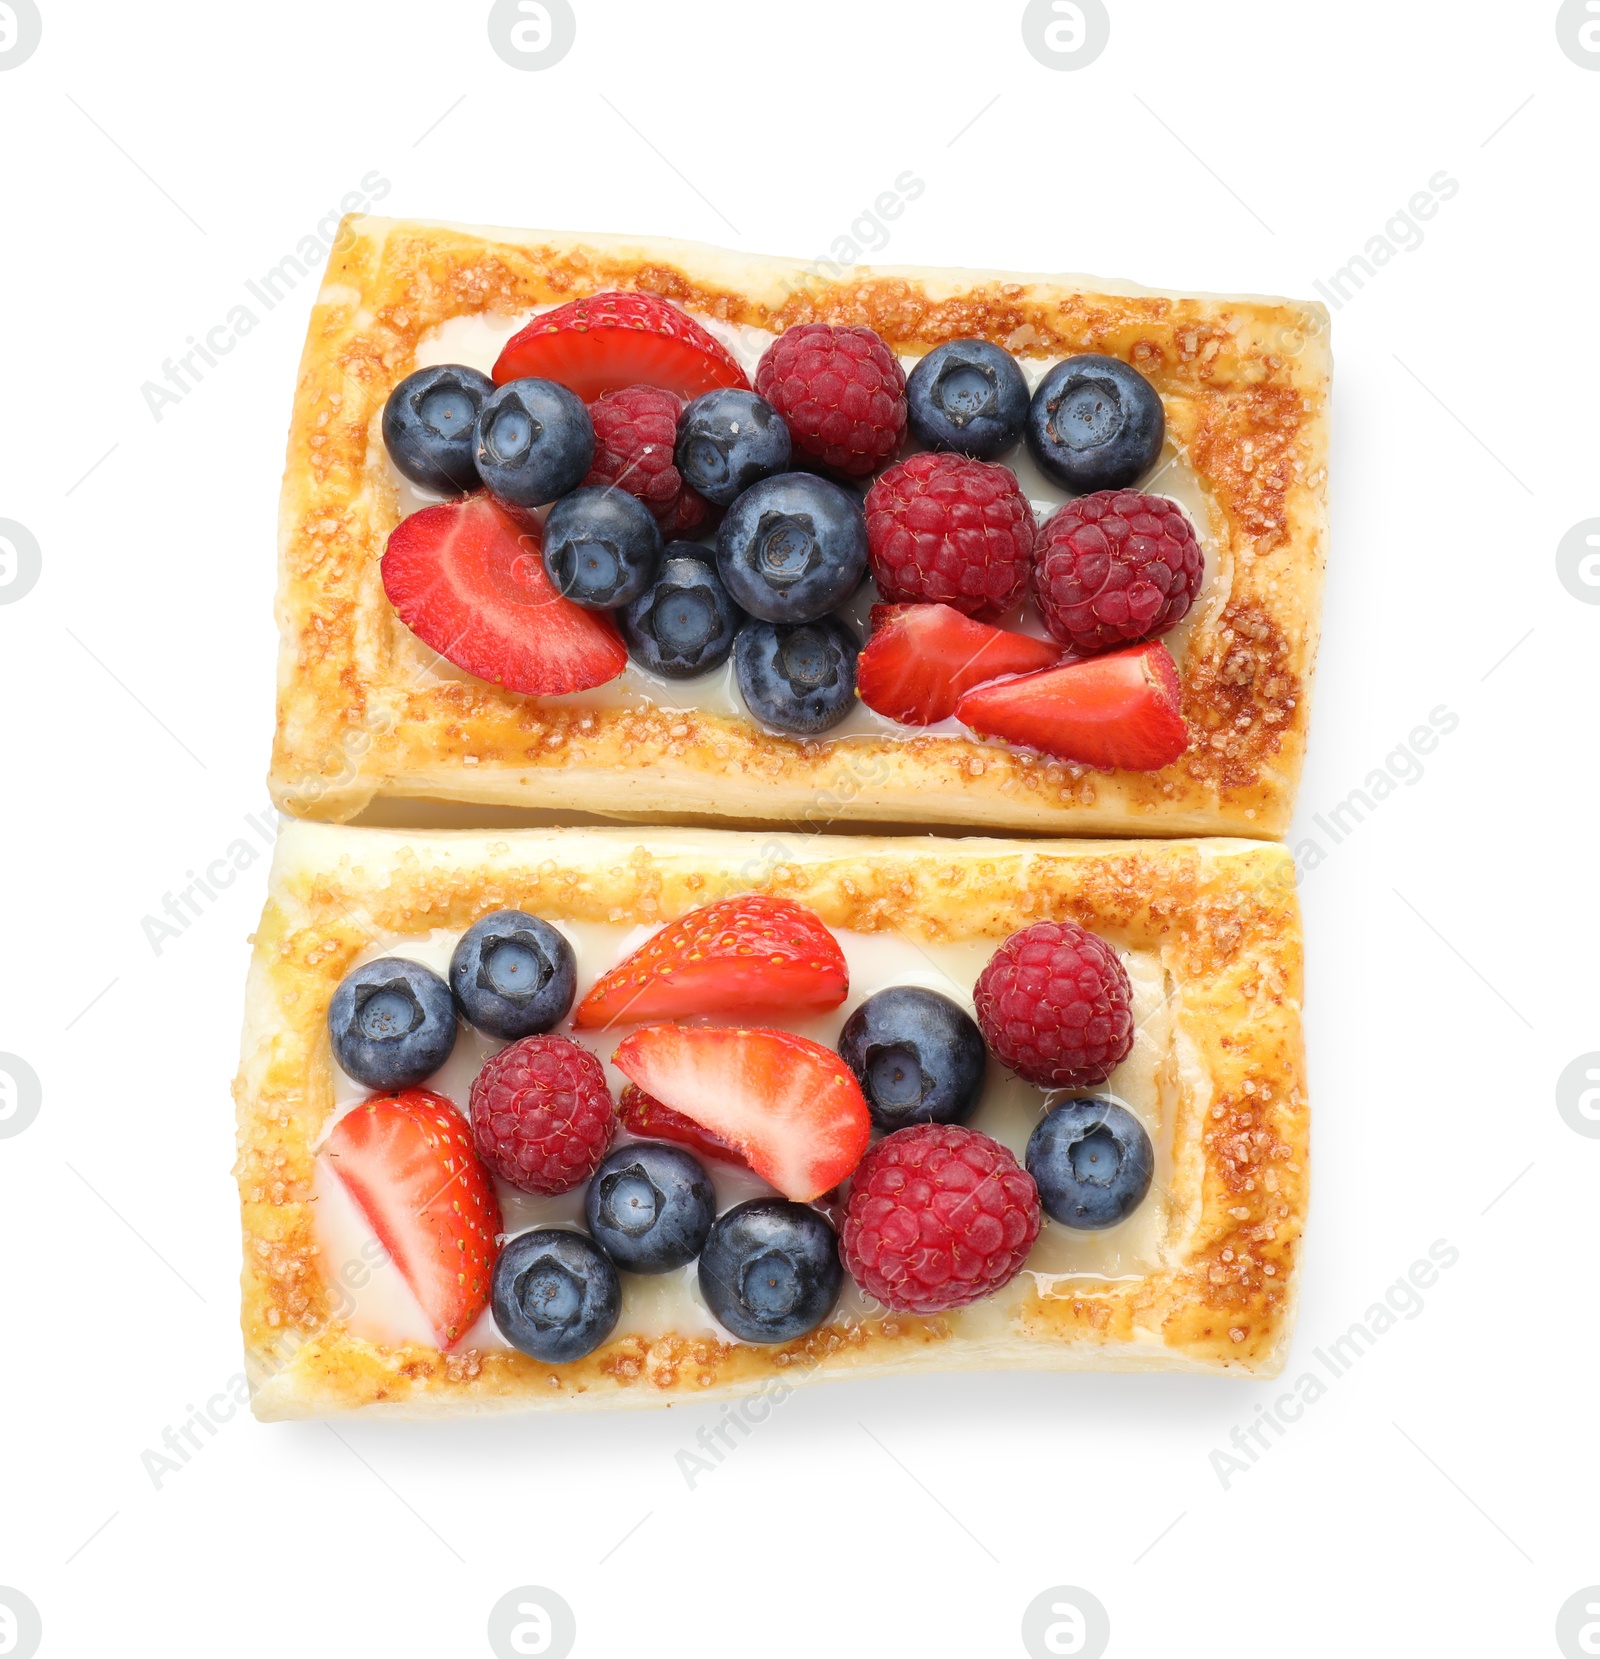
268, 217, 1330, 835
235, 822, 1309, 1419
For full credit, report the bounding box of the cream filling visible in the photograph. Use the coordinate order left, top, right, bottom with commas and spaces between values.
314, 920, 1179, 1351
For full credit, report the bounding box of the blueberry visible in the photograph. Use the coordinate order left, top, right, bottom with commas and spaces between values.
542, 486, 662, 608
905, 340, 1028, 461
491, 1228, 621, 1362
733, 615, 858, 735
1025, 355, 1165, 493
474, 377, 595, 508
382, 364, 495, 495
838, 987, 986, 1131
327, 957, 457, 1091
585, 1142, 716, 1274
716, 472, 868, 623
697, 1198, 842, 1343
621, 545, 742, 678
449, 910, 575, 1040
676, 389, 792, 506
1026, 1097, 1154, 1230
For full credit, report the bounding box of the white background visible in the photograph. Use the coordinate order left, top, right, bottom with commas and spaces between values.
0, 1, 1590, 1654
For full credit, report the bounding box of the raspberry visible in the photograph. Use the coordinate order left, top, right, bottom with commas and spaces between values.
754, 323, 906, 477
468, 1035, 616, 1195
839, 1125, 1040, 1314
584, 385, 715, 537
973, 921, 1134, 1088
1031, 489, 1203, 654
864, 452, 1035, 616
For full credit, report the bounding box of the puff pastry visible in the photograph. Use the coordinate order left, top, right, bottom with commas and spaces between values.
268, 217, 1330, 836
234, 821, 1308, 1419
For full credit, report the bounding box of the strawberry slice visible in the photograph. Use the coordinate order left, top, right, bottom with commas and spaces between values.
857, 603, 1063, 725
618, 1082, 748, 1169
612, 1026, 870, 1201
381, 493, 627, 696
321, 1089, 502, 1349
572, 894, 847, 1030
492, 292, 751, 402
954, 640, 1189, 771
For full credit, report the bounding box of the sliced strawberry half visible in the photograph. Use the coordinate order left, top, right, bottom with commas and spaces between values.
381, 493, 627, 696
858, 603, 1064, 726
492, 292, 751, 402
618, 1082, 748, 1169
954, 640, 1189, 771
321, 1089, 502, 1350
573, 894, 847, 1030
613, 1026, 870, 1201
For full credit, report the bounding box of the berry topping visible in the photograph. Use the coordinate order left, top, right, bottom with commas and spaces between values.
473, 377, 595, 507
618, 1084, 748, 1168
1025, 355, 1164, 494
954, 640, 1188, 771
839, 1124, 1040, 1315
468, 1034, 616, 1195
621, 545, 742, 679
905, 339, 1029, 461
574, 894, 847, 1030
972, 920, 1134, 1089
754, 323, 906, 477
382, 363, 495, 495
449, 910, 575, 1040
1026, 1097, 1154, 1230
542, 484, 663, 609
837, 986, 987, 1131
857, 603, 1061, 726
716, 472, 868, 624
492, 292, 750, 403
675, 388, 792, 506
612, 1025, 871, 1202
1032, 490, 1203, 654
491, 1227, 620, 1363
327, 957, 457, 1091
584, 1142, 716, 1274
864, 451, 1035, 616
322, 1089, 501, 1348
734, 615, 860, 735
381, 495, 628, 696
584, 384, 716, 537
698, 1198, 843, 1344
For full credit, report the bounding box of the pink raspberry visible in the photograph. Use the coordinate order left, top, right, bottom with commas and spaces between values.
584, 384, 716, 537
754, 323, 906, 477
469, 1036, 616, 1195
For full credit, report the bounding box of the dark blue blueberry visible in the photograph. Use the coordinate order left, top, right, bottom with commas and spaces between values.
382, 363, 495, 494
448, 909, 575, 1040
905, 340, 1029, 461
716, 472, 868, 624
733, 615, 858, 735
675, 389, 792, 506
621, 545, 742, 678
697, 1198, 842, 1343
327, 957, 457, 1090
542, 486, 662, 608
473, 377, 595, 508
1025, 355, 1165, 493
584, 1142, 716, 1274
491, 1228, 621, 1362
837, 987, 987, 1131
1026, 1097, 1154, 1230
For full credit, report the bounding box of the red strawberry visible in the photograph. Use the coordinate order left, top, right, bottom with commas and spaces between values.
381, 493, 627, 695
857, 603, 1063, 726
954, 641, 1189, 771
321, 1089, 502, 1350
612, 1026, 871, 1201
618, 1082, 748, 1169
492, 292, 750, 402
572, 894, 847, 1030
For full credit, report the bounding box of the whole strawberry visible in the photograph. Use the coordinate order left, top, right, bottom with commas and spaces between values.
840, 1124, 1040, 1314
469, 1035, 616, 1195
584, 384, 716, 537
754, 323, 906, 477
